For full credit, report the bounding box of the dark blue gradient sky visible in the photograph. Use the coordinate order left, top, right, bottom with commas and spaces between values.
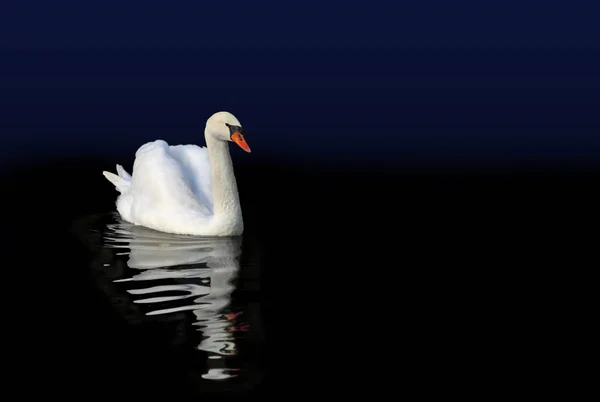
1, 1, 599, 168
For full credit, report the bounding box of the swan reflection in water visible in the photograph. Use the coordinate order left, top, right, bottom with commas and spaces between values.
104, 219, 247, 381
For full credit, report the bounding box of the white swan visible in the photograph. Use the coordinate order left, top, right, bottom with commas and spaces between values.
102, 111, 251, 236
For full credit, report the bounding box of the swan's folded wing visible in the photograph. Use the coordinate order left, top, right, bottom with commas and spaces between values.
167, 144, 213, 211
130, 140, 212, 217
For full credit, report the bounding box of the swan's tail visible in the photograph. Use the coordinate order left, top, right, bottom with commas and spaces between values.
102, 164, 131, 193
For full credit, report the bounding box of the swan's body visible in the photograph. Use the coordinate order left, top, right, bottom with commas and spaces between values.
102, 111, 251, 236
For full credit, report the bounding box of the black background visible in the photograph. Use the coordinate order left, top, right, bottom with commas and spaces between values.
1, 0, 597, 397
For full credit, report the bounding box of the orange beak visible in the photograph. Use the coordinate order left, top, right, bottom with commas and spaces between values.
231, 132, 251, 153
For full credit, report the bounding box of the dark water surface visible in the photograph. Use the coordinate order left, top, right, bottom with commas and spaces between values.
73, 212, 263, 390
1, 158, 596, 396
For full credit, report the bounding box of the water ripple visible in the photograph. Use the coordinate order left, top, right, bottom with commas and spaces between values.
77, 213, 259, 383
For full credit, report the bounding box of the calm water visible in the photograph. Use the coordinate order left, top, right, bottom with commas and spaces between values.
72, 212, 264, 394
2, 160, 594, 396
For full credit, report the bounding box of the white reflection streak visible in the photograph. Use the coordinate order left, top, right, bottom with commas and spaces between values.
105, 221, 243, 380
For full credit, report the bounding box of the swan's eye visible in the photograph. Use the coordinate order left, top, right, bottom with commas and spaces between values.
225, 123, 243, 137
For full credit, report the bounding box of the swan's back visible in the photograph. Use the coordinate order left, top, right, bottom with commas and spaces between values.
167, 144, 213, 210
104, 140, 215, 233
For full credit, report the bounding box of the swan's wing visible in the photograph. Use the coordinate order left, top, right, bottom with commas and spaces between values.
167, 144, 213, 211
128, 140, 212, 216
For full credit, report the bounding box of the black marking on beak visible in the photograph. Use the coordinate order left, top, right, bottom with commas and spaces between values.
225, 123, 243, 138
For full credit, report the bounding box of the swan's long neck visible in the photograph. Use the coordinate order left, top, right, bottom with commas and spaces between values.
205, 133, 241, 218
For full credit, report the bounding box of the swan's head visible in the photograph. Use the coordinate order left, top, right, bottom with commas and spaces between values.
205, 111, 251, 153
